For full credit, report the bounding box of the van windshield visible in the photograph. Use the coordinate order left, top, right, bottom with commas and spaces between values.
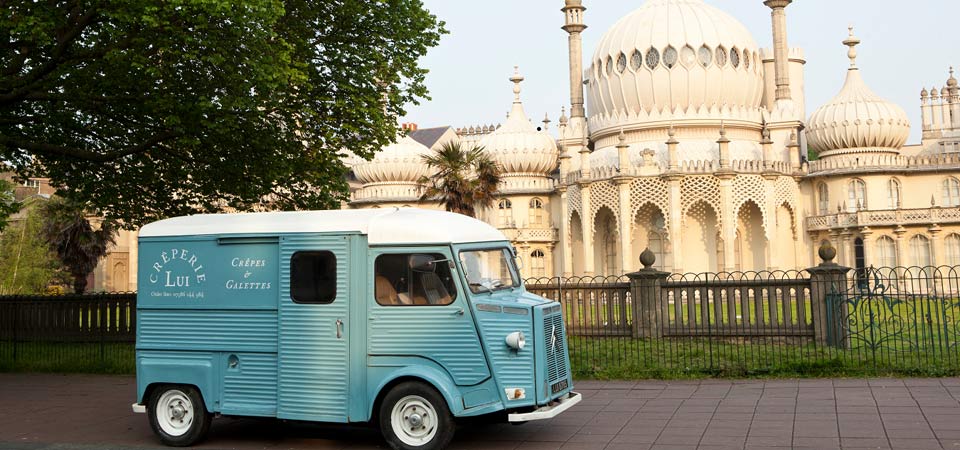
459, 248, 520, 294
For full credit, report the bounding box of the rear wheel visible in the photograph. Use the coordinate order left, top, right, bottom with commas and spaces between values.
379, 382, 455, 450
147, 385, 211, 447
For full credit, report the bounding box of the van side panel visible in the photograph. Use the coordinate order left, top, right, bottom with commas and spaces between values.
136, 236, 281, 416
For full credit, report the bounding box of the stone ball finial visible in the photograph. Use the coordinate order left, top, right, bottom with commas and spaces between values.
640, 248, 656, 269
818, 242, 837, 264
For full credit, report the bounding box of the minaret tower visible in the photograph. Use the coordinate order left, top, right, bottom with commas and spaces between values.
562, 0, 587, 120
561, 0, 589, 149
764, 0, 793, 103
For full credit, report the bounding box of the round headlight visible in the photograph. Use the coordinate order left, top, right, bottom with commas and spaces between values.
505, 331, 525, 350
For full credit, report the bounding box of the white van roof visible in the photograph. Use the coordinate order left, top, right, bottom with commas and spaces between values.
138, 208, 508, 245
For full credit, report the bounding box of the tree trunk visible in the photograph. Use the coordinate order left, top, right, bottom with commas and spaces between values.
72, 273, 88, 294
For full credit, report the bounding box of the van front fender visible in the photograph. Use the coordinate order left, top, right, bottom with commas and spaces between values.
367, 356, 470, 421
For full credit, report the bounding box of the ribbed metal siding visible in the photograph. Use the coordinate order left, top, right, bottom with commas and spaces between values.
137, 310, 278, 352
474, 310, 534, 403
278, 235, 350, 422
222, 353, 278, 416
369, 307, 490, 386
543, 312, 568, 385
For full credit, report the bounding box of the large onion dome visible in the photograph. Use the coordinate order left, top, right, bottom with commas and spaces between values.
480, 68, 559, 177
807, 29, 910, 156
587, 0, 764, 132
352, 134, 431, 184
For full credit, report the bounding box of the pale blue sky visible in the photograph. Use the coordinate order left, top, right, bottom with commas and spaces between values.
404, 0, 956, 145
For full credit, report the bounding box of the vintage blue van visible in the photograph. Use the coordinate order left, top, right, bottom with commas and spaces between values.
132, 208, 579, 449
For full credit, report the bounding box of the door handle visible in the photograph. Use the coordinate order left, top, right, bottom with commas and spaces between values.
454, 307, 464, 316
336, 319, 343, 339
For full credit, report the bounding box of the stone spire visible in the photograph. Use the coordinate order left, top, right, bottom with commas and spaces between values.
843, 26, 860, 69
562, 0, 587, 119
764, 0, 793, 101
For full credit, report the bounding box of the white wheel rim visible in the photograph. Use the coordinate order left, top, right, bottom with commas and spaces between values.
155, 389, 195, 437
390, 395, 438, 447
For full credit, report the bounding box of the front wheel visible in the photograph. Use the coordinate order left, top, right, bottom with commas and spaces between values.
147, 385, 211, 447
379, 382, 455, 450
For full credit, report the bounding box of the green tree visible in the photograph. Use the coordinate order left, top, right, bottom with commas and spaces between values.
0, 199, 65, 294
419, 142, 502, 218
0, 179, 20, 232
0, 1, 446, 227
39, 198, 116, 294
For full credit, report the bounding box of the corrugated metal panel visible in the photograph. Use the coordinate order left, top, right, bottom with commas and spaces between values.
474, 310, 535, 401
137, 310, 277, 352
278, 235, 350, 422
369, 306, 490, 386
222, 353, 278, 416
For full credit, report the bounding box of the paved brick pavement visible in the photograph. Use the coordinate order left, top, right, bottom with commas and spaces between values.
2, 374, 960, 449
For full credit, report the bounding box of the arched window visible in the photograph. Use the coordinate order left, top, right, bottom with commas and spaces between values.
910, 235, 932, 268
876, 236, 897, 268
848, 179, 867, 211
530, 250, 546, 277
498, 199, 513, 227
946, 234, 960, 266
887, 179, 901, 209
943, 178, 960, 207
529, 198, 544, 226
818, 183, 829, 215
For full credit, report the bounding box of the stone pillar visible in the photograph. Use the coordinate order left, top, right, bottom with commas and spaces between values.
667, 125, 679, 171
717, 125, 731, 170
718, 173, 736, 272
562, 0, 587, 119
930, 223, 943, 266
129, 229, 139, 288
763, 174, 779, 271
764, 0, 793, 101
942, 88, 953, 133
839, 229, 852, 268
626, 248, 669, 338
761, 126, 774, 170
559, 186, 572, 277
616, 177, 633, 274
580, 182, 594, 276
787, 130, 801, 172
807, 243, 852, 347
921, 89, 933, 137
666, 175, 683, 273
932, 89, 944, 135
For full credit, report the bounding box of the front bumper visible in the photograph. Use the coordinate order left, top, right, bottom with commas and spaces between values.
132, 403, 146, 414
507, 391, 581, 422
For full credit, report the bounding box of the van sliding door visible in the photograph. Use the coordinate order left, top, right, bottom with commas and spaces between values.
277, 234, 351, 423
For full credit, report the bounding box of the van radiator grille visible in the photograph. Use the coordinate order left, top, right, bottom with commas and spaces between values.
544, 312, 568, 384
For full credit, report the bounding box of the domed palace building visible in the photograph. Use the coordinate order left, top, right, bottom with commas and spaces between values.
342, 0, 960, 278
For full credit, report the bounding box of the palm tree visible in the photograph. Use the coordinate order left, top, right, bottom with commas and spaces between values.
419, 141, 501, 217
39, 198, 116, 294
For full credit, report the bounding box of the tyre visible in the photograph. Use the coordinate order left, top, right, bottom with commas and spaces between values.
379, 381, 455, 450
147, 385, 212, 447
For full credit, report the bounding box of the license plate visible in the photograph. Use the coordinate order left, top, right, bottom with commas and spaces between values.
551, 379, 569, 394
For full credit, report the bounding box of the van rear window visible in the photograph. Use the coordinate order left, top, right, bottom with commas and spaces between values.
290, 251, 337, 304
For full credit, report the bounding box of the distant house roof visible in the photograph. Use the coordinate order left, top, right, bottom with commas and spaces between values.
410, 127, 453, 149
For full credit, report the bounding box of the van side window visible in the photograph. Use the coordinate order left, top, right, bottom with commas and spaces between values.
374, 254, 457, 306
290, 251, 337, 304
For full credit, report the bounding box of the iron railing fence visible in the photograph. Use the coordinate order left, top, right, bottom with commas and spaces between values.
4, 262, 960, 378
0, 292, 136, 373
526, 265, 960, 377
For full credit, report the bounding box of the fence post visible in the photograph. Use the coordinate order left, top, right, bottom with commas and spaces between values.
807, 243, 851, 348
626, 248, 669, 338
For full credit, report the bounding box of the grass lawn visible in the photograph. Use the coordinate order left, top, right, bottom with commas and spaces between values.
0, 342, 134, 374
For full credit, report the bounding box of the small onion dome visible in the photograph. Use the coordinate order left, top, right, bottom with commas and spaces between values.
948, 67, 958, 88
806, 28, 910, 156
480, 67, 559, 175
588, 0, 763, 125
352, 134, 431, 184
921, 87, 929, 98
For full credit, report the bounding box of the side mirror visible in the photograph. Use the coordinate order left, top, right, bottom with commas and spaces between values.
409, 254, 437, 272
